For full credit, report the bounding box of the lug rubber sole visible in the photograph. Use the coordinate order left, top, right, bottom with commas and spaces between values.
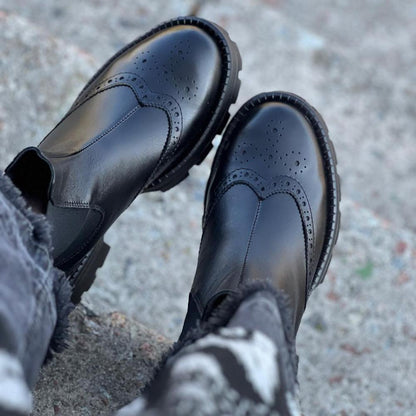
70, 237, 110, 304
212, 92, 341, 293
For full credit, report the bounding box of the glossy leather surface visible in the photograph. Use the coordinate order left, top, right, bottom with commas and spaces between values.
40, 25, 223, 173
6, 17, 241, 273
182, 93, 339, 335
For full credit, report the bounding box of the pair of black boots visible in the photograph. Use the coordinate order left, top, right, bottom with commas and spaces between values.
6, 17, 340, 339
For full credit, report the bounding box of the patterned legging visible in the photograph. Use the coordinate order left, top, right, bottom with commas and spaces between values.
118, 290, 300, 416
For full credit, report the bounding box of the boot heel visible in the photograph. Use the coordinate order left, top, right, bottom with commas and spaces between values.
70, 237, 110, 304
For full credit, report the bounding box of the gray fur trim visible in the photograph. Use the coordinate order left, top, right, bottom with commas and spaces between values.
0, 173, 74, 361
45, 271, 74, 361
0, 173, 51, 247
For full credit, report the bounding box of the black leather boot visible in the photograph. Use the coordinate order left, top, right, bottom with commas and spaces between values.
180, 92, 340, 339
5, 17, 241, 303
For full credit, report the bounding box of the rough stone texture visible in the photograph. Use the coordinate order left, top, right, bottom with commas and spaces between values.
0, 1, 415, 415
33, 306, 170, 415
1, 0, 414, 229
0, 11, 95, 168
0, 0, 194, 63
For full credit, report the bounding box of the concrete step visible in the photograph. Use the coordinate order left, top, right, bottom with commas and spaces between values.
33, 305, 170, 415
1, 6, 415, 416
1, 0, 414, 230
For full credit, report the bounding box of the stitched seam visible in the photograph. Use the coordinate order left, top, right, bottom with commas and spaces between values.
58, 221, 102, 266
206, 172, 314, 288
263, 190, 313, 290
73, 75, 180, 123
214, 185, 313, 285
92, 77, 183, 199
289, 193, 310, 291
144, 107, 180, 187
59, 74, 183, 179
192, 291, 206, 318
50, 104, 141, 158
206, 170, 314, 239
238, 200, 262, 285
54, 201, 89, 208
63, 86, 125, 124
50, 204, 105, 265
38, 86, 133, 148
262, 190, 313, 287
204, 168, 263, 224
203, 181, 254, 229
81, 75, 182, 187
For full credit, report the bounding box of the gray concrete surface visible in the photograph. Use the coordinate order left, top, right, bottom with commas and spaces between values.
1, 0, 415, 230
0, 1, 415, 415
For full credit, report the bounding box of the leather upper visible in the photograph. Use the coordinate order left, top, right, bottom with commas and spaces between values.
6, 19, 236, 271
187, 97, 331, 333
40, 25, 223, 174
